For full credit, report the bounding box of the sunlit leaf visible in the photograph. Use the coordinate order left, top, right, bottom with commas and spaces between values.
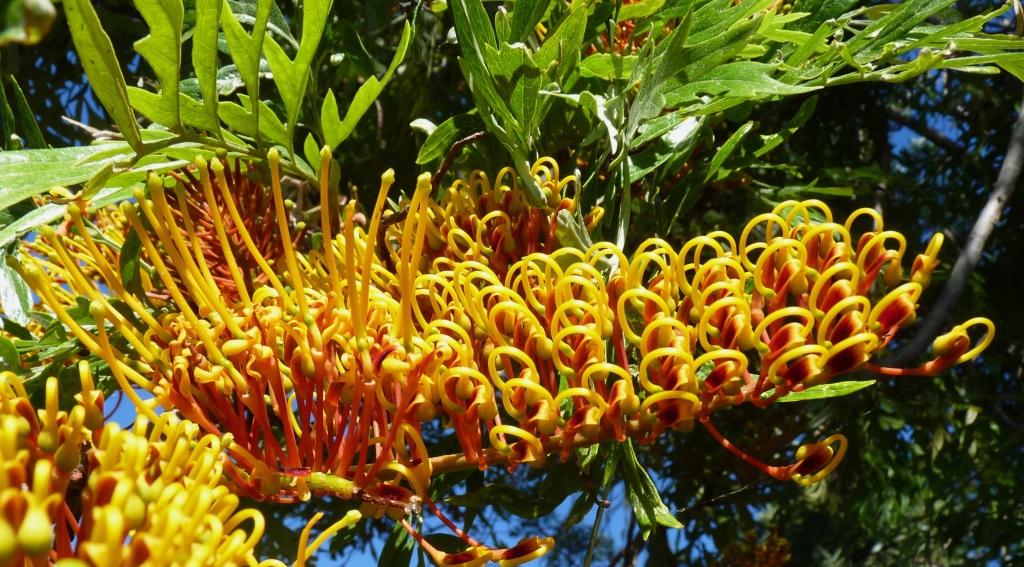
132, 0, 184, 130
62, 0, 142, 150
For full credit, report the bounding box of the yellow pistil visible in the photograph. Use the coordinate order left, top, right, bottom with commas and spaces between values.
66, 204, 174, 343
148, 176, 247, 340
318, 147, 343, 302
209, 158, 292, 311
362, 168, 396, 329
269, 149, 321, 350
121, 201, 246, 391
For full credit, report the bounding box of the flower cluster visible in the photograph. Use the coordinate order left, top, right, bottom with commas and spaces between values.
0, 366, 280, 565
12, 148, 992, 565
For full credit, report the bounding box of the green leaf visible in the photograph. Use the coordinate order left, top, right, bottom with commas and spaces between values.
0, 203, 66, 250
662, 61, 819, 109
0, 145, 129, 213
0, 77, 17, 150
0, 334, 26, 375
620, 439, 682, 540
133, 0, 184, 130
0, 0, 56, 46
508, 0, 550, 43
322, 21, 412, 151
188, 0, 222, 132
336, 19, 380, 78
264, 0, 331, 148
0, 253, 31, 325
416, 113, 485, 165
62, 0, 143, 151
422, 533, 471, 554
221, 0, 271, 148
629, 115, 703, 180
378, 520, 415, 567
766, 380, 877, 402
847, 0, 954, 54
754, 95, 817, 157
580, 54, 638, 80
485, 42, 542, 135
624, 7, 693, 143
450, 0, 517, 129
220, 95, 289, 147
119, 230, 146, 300
704, 121, 754, 183
618, 0, 666, 20
533, 0, 588, 83
444, 460, 582, 519
7, 77, 46, 148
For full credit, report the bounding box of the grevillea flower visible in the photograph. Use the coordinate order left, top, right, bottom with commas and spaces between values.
12, 149, 993, 564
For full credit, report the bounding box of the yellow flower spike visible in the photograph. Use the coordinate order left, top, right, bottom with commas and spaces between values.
580, 362, 637, 411
90, 302, 163, 422
697, 296, 753, 352
396, 174, 432, 348
362, 168, 396, 315
775, 199, 833, 226
738, 213, 790, 271
638, 346, 695, 394
221, 506, 266, 558
766, 344, 829, 387
617, 287, 671, 346
844, 207, 884, 236
817, 295, 872, 346
194, 156, 254, 310
37, 375, 60, 453
932, 317, 995, 364
791, 434, 848, 486
584, 241, 628, 273
15, 259, 103, 352
439, 366, 493, 416
866, 282, 922, 332
751, 238, 807, 300
639, 317, 692, 359
854, 230, 907, 282
692, 279, 745, 326
317, 147, 344, 299
268, 150, 320, 347
168, 178, 236, 310
139, 180, 228, 312
751, 306, 815, 354
120, 200, 243, 385
640, 389, 701, 426
297, 509, 363, 566
76, 359, 105, 432
629, 238, 677, 291
807, 261, 860, 319
551, 324, 604, 378
486, 345, 541, 392
799, 221, 851, 256
209, 158, 292, 309
495, 536, 556, 567
55, 406, 86, 472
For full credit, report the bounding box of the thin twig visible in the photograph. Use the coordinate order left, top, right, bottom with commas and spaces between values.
884, 107, 970, 163
432, 131, 486, 192
882, 91, 1024, 367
